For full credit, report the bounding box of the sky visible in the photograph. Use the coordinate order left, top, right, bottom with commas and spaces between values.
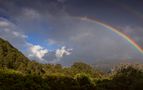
0, 0, 143, 65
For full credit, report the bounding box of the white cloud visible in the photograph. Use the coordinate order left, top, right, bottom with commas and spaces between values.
12, 31, 28, 38
0, 21, 9, 27
29, 44, 48, 60
0, 18, 28, 47
0, 18, 13, 28
0, 17, 48, 63
46, 46, 72, 63
55, 46, 72, 59
0, 20, 28, 39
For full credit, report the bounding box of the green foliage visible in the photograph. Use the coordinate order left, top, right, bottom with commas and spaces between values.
0, 38, 29, 71
1, 38, 143, 90
0, 69, 50, 90
95, 65, 143, 90
44, 75, 79, 90
112, 65, 143, 90
74, 73, 95, 90
71, 62, 103, 78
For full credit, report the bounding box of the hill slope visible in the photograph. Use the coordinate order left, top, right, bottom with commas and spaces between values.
0, 38, 29, 69
0, 38, 45, 75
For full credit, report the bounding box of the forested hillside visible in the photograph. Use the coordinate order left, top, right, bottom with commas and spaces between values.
0, 38, 143, 90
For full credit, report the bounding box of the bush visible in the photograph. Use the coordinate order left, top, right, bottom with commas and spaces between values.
74, 73, 95, 90
95, 65, 143, 90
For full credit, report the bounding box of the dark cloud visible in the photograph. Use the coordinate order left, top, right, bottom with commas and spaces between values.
0, 0, 143, 65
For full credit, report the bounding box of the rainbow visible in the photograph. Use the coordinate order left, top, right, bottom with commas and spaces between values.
74, 16, 143, 54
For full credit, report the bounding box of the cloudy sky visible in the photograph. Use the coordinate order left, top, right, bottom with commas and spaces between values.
0, 0, 143, 65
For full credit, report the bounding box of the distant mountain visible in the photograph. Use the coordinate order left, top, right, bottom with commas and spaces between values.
93, 59, 143, 72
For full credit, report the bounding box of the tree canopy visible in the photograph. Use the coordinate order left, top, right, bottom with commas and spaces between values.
0, 38, 143, 90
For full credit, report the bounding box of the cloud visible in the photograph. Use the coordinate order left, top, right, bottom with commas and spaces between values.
28, 44, 48, 60
0, 20, 10, 27
0, 17, 48, 62
0, 18, 14, 28
20, 8, 41, 20
12, 31, 28, 38
43, 46, 72, 63
0, 0, 143, 65
55, 46, 72, 58
0, 17, 28, 49
57, 0, 67, 3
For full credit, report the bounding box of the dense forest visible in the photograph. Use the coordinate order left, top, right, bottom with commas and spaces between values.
0, 38, 143, 90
